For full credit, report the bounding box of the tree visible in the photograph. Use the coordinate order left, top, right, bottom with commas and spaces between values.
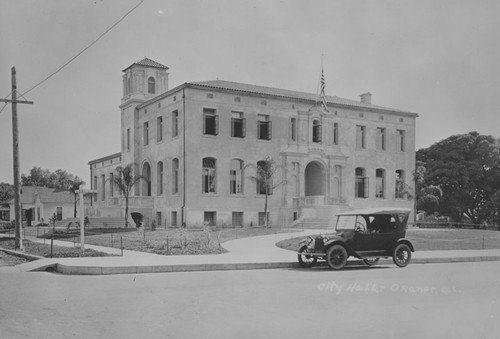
112, 164, 145, 228
21, 167, 84, 191
0, 183, 14, 202
246, 157, 285, 228
68, 179, 85, 218
416, 132, 500, 224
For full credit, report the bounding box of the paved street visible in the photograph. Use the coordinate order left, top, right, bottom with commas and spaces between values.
1, 261, 499, 339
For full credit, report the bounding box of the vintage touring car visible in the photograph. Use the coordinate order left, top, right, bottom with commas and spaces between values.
297, 208, 414, 270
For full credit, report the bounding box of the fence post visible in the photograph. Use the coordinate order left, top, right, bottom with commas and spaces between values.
166, 236, 169, 255
111, 234, 114, 248
50, 235, 54, 258
121, 236, 123, 256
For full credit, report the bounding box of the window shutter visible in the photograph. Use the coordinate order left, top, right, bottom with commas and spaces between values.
214, 115, 219, 135
268, 121, 272, 140
257, 121, 261, 139
231, 118, 235, 137
242, 118, 246, 138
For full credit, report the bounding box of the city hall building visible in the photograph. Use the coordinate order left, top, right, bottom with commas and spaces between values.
88, 58, 417, 228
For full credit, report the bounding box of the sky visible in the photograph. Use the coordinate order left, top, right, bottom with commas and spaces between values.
1, 0, 499, 185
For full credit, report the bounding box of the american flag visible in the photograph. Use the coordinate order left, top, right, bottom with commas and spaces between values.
320, 67, 328, 112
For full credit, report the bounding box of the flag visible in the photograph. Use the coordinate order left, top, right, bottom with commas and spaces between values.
320, 67, 328, 112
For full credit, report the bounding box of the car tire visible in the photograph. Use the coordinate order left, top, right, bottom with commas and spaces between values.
326, 244, 348, 270
363, 258, 380, 266
393, 243, 412, 267
298, 245, 317, 268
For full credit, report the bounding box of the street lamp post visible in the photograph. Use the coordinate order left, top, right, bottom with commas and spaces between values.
76, 185, 96, 253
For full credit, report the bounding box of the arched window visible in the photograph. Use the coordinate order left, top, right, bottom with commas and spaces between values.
395, 169, 405, 199
202, 157, 216, 193
172, 159, 179, 194
355, 167, 368, 198
230, 159, 244, 194
312, 119, 322, 143
157, 162, 163, 195
148, 77, 156, 94
142, 162, 151, 196
376, 168, 386, 198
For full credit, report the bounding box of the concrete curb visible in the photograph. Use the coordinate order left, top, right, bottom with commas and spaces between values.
50, 255, 500, 275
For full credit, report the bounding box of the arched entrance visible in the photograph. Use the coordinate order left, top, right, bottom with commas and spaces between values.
305, 161, 325, 196
142, 162, 151, 196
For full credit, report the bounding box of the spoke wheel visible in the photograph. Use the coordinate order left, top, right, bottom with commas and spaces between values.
363, 258, 380, 266
393, 243, 412, 267
298, 245, 317, 268
326, 244, 348, 270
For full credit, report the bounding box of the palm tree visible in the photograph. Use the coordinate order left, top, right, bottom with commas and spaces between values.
112, 164, 145, 227
68, 179, 85, 218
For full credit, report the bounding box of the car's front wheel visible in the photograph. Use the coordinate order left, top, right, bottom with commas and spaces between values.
298, 245, 317, 268
326, 244, 348, 270
393, 243, 412, 267
363, 258, 380, 266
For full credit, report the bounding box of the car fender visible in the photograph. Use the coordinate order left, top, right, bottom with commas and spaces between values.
394, 239, 415, 252
324, 240, 356, 257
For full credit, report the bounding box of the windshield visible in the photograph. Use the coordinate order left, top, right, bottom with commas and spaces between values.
336, 215, 366, 230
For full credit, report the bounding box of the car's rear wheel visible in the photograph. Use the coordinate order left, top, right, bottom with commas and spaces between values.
363, 258, 380, 266
298, 245, 317, 268
326, 245, 348, 270
393, 243, 412, 267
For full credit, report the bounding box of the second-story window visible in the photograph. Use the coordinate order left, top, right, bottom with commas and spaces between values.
290, 117, 297, 142
355, 167, 368, 198
333, 122, 339, 145
356, 125, 366, 149
143, 121, 149, 146
172, 110, 179, 137
257, 114, 272, 140
157, 116, 163, 142
398, 130, 406, 152
203, 108, 218, 136
231, 112, 246, 138
377, 127, 386, 150
312, 119, 322, 143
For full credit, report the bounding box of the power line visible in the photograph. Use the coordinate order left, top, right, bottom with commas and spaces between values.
21, 0, 145, 96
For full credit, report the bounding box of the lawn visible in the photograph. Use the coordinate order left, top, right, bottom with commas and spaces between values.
276, 228, 500, 252
0, 238, 115, 259
23, 226, 299, 256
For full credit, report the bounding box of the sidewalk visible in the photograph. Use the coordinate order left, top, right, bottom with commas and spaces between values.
3, 230, 500, 275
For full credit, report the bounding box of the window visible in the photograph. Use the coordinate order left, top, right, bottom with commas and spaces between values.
232, 212, 243, 227
395, 170, 406, 199
290, 118, 297, 142
157, 162, 164, 195
203, 108, 218, 136
256, 160, 272, 195
204, 211, 216, 226
376, 169, 385, 198
355, 167, 368, 198
258, 212, 269, 226
93, 176, 97, 202
157, 116, 163, 142
148, 77, 155, 94
333, 122, 339, 145
110, 173, 114, 197
356, 125, 366, 149
172, 158, 179, 194
171, 211, 178, 227
312, 119, 322, 143
377, 128, 386, 150
172, 110, 179, 137
156, 212, 162, 228
230, 159, 244, 194
143, 121, 149, 146
398, 130, 406, 152
126, 128, 131, 152
56, 207, 63, 221
101, 174, 106, 201
202, 157, 216, 193
257, 115, 272, 140
231, 112, 246, 138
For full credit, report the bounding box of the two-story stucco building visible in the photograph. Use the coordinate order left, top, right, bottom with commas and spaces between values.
88, 58, 417, 228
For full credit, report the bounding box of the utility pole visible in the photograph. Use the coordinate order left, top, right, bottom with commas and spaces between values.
0, 67, 33, 250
